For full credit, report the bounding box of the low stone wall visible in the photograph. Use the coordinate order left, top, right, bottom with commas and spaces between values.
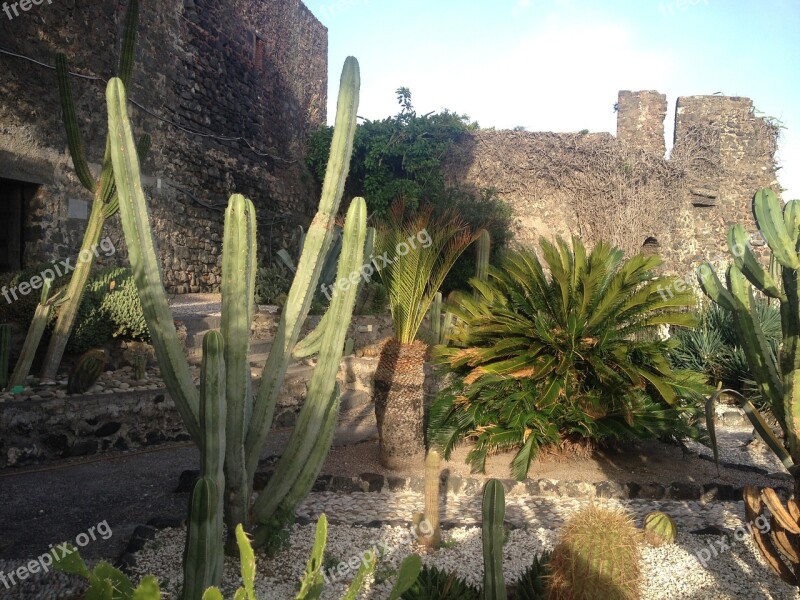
0, 353, 440, 469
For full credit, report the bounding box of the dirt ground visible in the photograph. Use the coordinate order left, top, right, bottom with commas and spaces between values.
321, 437, 788, 490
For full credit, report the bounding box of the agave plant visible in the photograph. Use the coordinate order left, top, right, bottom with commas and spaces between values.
429, 237, 709, 480
372, 204, 482, 468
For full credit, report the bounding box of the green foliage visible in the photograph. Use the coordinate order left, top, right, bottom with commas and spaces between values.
254, 265, 291, 306
669, 300, 779, 411
401, 565, 481, 600
307, 88, 477, 216
511, 553, 550, 600
429, 238, 709, 480
374, 204, 481, 344
548, 505, 641, 600
0, 264, 71, 325
67, 267, 149, 354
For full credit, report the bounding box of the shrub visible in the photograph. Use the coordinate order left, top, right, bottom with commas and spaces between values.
669, 300, 780, 409
429, 238, 709, 480
254, 265, 291, 306
67, 267, 148, 354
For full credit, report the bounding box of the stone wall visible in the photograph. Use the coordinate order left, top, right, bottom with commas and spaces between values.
445, 91, 781, 276
0, 0, 327, 291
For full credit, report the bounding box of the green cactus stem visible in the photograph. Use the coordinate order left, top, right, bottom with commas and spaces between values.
182, 331, 226, 597
8, 278, 64, 390
482, 479, 506, 600
67, 349, 108, 395
40, 0, 145, 382
420, 449, 442, 548
476, 229, 490, 284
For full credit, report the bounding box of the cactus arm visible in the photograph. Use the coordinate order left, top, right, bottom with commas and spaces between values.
55, 53, 95, 192
252, 389, 341, 547
293, 226, 375, 359
754, 188, 800, 269
727, 267, 785, 422
728, 224, 785, 300
784, 200, 800, 244
705, 389, 793, 472
116, 0, 139, 88
221, 194, 257, 533
244, 58, 360, 477
252, 197, 367, 523
8, 279, 57, 389
182, 331, 226, 598
342, 550, 376, 600
697, 264, 736, 312
781, 265, 800, 461
482, 479, 507, 600
107, 77, 200, 440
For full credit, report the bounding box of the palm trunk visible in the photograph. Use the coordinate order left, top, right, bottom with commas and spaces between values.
373, 338, 427, 468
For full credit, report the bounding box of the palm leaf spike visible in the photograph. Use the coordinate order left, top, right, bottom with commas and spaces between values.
182, 332, 226, 598
482, 479, 507, 600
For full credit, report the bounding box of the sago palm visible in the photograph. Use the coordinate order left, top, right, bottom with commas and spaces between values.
429, 236, 709, 479
373, 203, 481, 468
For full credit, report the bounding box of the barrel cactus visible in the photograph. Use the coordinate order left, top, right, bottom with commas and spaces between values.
548, 505, 641, 600
642, 511, 677, 547
67, 348, 108, 394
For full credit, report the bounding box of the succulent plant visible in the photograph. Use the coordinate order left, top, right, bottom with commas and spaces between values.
106, 56, 366, 588
642, 511, 676, 547
67, 349, 108, 394
548, 505, 641, 600
482, 479, 507, 600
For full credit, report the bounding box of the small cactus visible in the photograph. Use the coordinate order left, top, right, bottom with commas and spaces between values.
416, 450, 441, 548
68, 349, 108, 394
548, 505, 641, 600
132, 352, 146, 380
482, 479, 506, 600
642, 511, 677, 547
476, 230, 491, 285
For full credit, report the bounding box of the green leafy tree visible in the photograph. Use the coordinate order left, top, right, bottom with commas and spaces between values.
429, 237, 709, 480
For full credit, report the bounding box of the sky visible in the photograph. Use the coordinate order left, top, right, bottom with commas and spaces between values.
311, 0, 800, 200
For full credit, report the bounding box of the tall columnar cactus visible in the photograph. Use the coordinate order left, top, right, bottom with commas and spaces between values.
39, 0, 150, 382
699, 189, 800, 489
7, 278, 65, 390
106, 56, 365, 553
700, 188, 800, 584
0, 324, 10, 389
183, 331, 226, 597
429, 291, 443, 345
476, 230, 491, 285
415, 449, 442, 548
482, 479, 507, 600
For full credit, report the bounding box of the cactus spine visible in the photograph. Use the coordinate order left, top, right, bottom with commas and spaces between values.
482, 479, 506, 600
40, 0, 149, 381
0, 324, 10, 390
8, 278, 65, 390
183, 331, 226, 597
106, 56, 364, 554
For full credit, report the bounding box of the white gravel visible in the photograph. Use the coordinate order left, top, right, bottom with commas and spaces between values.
128, 521, 800, 600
